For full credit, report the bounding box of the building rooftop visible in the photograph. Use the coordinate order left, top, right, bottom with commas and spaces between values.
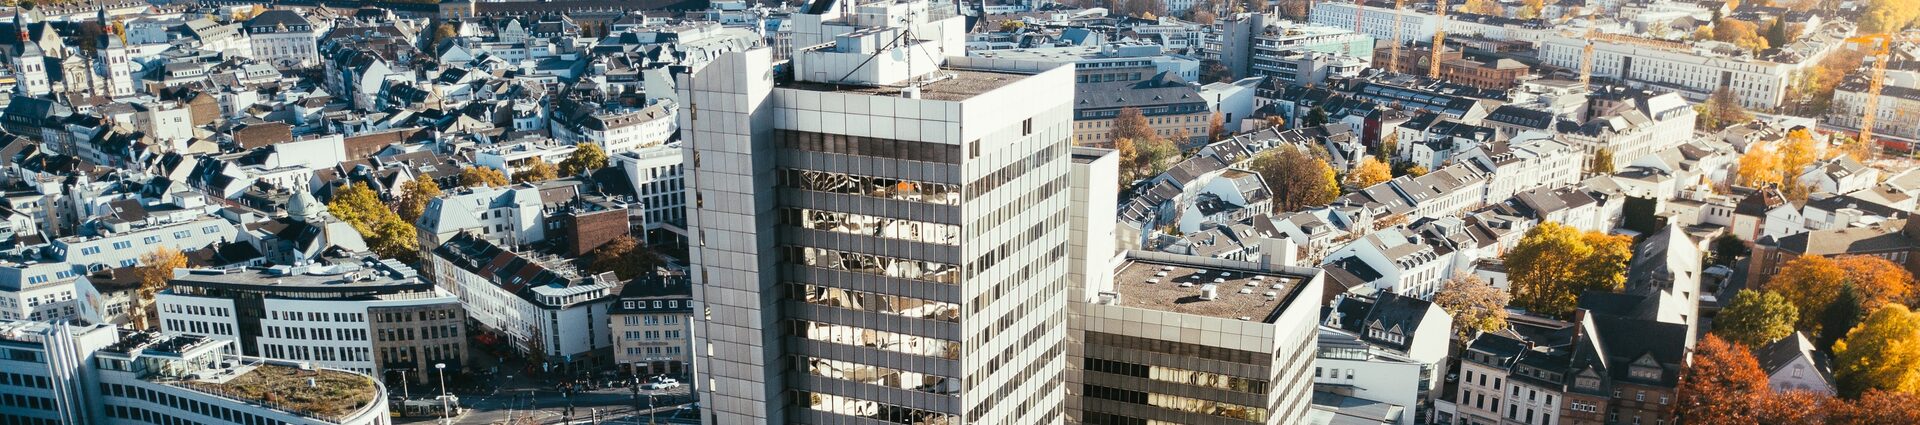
175, 363, 380, 423
1110, 259, 1313, 322
782, 67, 1032, 101
167, 257, 428, 294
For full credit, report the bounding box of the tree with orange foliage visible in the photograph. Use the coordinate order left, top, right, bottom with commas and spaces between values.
1763, 255, 1912, 334
1836, 255, 1916, 312
1833, 390, 1920, 424
1677, 335, 1771, 425
1758, 390, 1839, 425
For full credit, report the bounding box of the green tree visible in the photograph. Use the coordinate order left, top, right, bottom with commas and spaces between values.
1116, 137, 1181, 187
1820, 284, 1867, 352
1304, 106, 1330, 127
1709, 233, 1748, 266
1201, 60, 1233, 84
586, 235, 658, 281
395, 178, 443, 224
1504, 222, 1633, 318
1765, 17, 1790, 48
1715, 290, 1800, 348
1249, 146, 1339, 211
1834, 305, 1920, 398
515, 158, 560, 183
559, 143, 609, 176
432, 23, 458, 46
1433, 274, 1510, 342
459, 167, 510, 188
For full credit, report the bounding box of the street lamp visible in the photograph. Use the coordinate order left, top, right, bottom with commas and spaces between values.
435, 362, 449, 424
390, 369, 410, 401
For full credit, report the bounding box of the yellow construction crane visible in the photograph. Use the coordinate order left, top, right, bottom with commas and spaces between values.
1847, 33, 1895, 152
1579, 11, 1596, 88
1389, 0, 1404, 73
1429, 0, 1447, 79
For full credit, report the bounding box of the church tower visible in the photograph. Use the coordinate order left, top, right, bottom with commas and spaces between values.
96, 8, 131, 98
11, 13, 50, 98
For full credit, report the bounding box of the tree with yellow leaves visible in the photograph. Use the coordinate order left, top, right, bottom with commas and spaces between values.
1346, 156, 1393, 188
459, 167, 510, 188
1516, 0, 1544, 19
1834, 305, 1920, 398
1250, 146, 1339, 211
1504, 221, 1633, 319
1462, 0, 1503, 15
131, 247, 187, 330
1736, 146, 1785, 187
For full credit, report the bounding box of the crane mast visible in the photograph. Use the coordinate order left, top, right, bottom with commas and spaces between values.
1429, 0, 1446, 79
1579, 11, 1596, 88
1389, 0, 1404, 73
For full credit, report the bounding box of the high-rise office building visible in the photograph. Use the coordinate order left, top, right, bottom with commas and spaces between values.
680, 0, 1077, 422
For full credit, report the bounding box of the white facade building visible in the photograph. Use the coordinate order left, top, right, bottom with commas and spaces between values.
430, 232, 615, 370
1538, 33, 1827, 110
156, 258, 468, 379
612, 144, 688, 244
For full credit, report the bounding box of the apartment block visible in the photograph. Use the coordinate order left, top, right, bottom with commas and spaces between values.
430, 232, 617, 371
610, 273, 693, 377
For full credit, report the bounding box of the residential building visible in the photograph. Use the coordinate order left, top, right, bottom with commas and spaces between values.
610, 273, 693, 377
157, 256, 468, 382
430, 232, 616, 371
415, 184, 547, 250
1558, 92, 1698, 170
1323, 227, 1453, 299
1318, 292, 1452, 424
1558, 310, 1689, 425
51, 214, 241, 272
683, 0, 1072, 422
0, 320, 390, 425
1751, 218, 1920, 277
549, 100, 678, 155
1754, 332, 1836, 395
1072, 71, 1210, 147
245, 10, 321, 69
1828, 78, 1920, 149
1074, 252, 1325, 424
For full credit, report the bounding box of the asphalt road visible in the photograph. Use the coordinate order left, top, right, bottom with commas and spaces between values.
395, 385, 696, 425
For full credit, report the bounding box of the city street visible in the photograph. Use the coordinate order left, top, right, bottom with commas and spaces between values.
394, 384, 696, 425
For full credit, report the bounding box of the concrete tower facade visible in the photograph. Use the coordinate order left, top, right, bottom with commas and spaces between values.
681, 0, 1077, 423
